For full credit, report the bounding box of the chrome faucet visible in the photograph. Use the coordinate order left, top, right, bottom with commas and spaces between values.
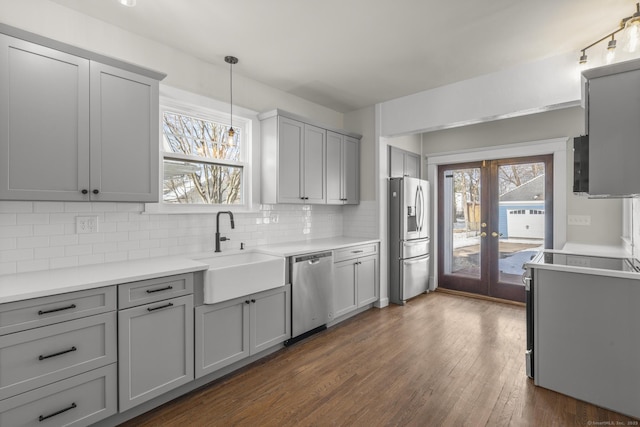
215, 211, 235, 252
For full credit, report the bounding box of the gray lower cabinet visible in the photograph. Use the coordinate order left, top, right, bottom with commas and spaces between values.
0, 286, 117, 426
118, 293, 194, 412
333, 244, 379, 318
0, 30, 162, 202
0, 363, 117, 427
195, 285, 290, 379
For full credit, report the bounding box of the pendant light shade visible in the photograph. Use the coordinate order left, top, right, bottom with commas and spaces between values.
225, 56, 238, 146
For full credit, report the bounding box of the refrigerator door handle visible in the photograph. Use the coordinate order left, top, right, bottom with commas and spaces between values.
403, 254, 430, 265
418, 186, 425, 232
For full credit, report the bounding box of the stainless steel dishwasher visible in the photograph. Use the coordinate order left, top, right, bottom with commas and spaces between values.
287, 251, 334, 345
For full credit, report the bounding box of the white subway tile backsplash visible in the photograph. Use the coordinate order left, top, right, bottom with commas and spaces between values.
0, 214, 16, 226
33, 224, 65, 236
0, 202, 33, 213
0, 199, 379, 276
17, 259, 50, 273
17, 236, 50, 249
50, 256, 79, 269
0, 262, 17, 275
34, 202, 65, 213
0, 248, 34, 262
64, 202, 93, 213
0, 225, 33, 238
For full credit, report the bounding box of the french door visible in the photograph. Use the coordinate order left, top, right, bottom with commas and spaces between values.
437, 155, 553, 302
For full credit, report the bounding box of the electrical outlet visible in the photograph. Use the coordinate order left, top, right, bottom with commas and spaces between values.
76, 216, 99, 234
567, 215, 591, 226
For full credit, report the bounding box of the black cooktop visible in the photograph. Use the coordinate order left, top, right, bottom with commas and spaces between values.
541, 252, 640, 272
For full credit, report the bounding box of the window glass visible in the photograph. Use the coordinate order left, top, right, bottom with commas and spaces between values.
161, 111, 244, 205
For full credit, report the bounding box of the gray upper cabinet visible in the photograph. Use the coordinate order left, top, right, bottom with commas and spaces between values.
260, 109, 360, 205
264, 115, 326, 204
389, 146, 421, 178
327, 131, 359, 205
0, 34, 90, 201
90, 62, 159, 202
583, 58, 640, 196
0, 28, 164, 202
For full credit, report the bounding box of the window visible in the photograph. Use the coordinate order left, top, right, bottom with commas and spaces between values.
162, 111, 244, 205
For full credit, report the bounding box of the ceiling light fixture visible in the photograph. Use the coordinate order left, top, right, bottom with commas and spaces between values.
579, 2, 640, 65
119, 0, 136, 6
225, 56, 238, 146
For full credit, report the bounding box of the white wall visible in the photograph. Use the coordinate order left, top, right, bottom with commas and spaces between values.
379, 52, 582, 136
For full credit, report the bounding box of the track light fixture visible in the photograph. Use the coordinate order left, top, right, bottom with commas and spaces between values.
579, 2, 640, 65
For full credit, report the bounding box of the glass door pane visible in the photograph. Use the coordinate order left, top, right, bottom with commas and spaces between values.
496, 161, 546, 285
443, 167, 483, 280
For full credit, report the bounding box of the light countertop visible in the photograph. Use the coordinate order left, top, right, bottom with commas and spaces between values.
0, 237, 379, 304
254, 237, 380, 257
525, 250, 640, 281
0, 257, 208, 304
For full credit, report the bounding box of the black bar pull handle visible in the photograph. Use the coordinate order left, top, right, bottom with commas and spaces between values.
39, 403, 77, 422
39, 346, 77, 361
38, 304, 76, 315
146, 285, 173, 294
147, 302, 173, 312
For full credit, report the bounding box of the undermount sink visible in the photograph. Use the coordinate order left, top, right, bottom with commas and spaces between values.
195, 251, 285, 304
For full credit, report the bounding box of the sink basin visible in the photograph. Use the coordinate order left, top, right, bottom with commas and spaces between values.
196, 251, 285, 304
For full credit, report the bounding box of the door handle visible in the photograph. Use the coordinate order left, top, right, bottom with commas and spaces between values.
480, 232, 487, 238
491, 232, 503, 237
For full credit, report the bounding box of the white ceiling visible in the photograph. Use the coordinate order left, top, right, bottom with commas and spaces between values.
51, 0, 634, 113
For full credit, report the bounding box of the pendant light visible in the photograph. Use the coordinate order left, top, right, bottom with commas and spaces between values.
225, 56, 238, 146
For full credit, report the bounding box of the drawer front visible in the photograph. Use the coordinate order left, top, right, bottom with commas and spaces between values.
0, 287, 116, 336
333, 243, 378, 263
0, 312, 117, 400
0, 363, 117, 427
118, 273, 194, 309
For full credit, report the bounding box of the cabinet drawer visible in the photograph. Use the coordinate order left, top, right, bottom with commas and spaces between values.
0, 363, 117, 427
0, 287, 116, 336
118, 273, 193, 309
0, 312, 116, 400
333, 244, 378, 263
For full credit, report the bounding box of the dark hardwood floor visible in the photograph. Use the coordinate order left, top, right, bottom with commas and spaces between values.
120, 292, 637, 426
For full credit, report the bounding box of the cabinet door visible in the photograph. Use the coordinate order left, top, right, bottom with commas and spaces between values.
118, 294, 194, 411
303, 124, 326, 203
587, 69, 640, 196
0, 34, 90, 201
389, 147, 405, 178
334, 261, 357, 318
343, 136, 359, 204
404, 152, 420, 178
251, 286, 290, 354
357, 255, 378, 306
195, 298, 249, 379
326, 131, 344, 204
277, 116, 304, 203
90, 62, 159, 202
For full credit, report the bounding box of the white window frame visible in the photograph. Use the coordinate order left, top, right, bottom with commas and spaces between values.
145, 85, 261, 214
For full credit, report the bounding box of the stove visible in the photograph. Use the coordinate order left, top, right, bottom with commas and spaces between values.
538, 252, 640, 272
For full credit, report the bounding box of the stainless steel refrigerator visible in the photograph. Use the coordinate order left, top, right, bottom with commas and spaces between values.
389, 176, 430, 305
